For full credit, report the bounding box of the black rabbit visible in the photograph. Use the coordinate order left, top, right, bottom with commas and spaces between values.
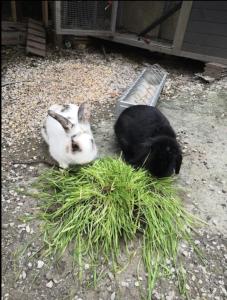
114, 105, 182, 178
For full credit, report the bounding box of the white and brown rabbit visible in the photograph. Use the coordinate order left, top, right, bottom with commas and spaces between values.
41, 102, 97, 169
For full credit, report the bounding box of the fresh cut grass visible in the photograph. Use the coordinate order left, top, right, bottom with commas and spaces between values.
29, 156, 202, 299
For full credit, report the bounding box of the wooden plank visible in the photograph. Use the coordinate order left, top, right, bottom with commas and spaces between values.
182, 42, 227, 59
26, 46, 46, 57
56, 28, 115, 36
186, 20, 227, 36
42, 0, 49, 28
55, 1, 61, 35
27, 34, 45, 44
99, 32, 227, 65
111, 1, 118, 33
183, 32, 227, 50
190, 8, 227, 24
1, 31, 19, 45
179, 50, 227, 65
173, 1, 193, 53
2, 21, 27, 31
28, 28, 46, 38
100, 33, 173, 54
26, 18, 46, 57
27, 40, 46, 50
11, 1, 17, 22
28, 22, 45, 32
193, 1, 227, 10
18, 32, 27, 45
28, 18, 43, 26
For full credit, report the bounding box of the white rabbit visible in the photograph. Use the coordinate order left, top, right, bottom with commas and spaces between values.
41, 102, 97, 169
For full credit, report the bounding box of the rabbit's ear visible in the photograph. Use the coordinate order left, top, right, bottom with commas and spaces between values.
78, 102, 90, 123
175, 153, 182, 174
48, 110, 73, 132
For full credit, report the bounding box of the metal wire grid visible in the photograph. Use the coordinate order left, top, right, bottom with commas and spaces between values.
60, 1, 112, 30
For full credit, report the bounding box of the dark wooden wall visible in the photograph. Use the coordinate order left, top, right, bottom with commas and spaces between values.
182, 1, 227, 59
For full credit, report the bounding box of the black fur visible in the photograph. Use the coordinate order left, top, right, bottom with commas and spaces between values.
114, 105, 182, 178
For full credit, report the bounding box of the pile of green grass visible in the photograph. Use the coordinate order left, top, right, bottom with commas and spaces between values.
30, 157, 201, 299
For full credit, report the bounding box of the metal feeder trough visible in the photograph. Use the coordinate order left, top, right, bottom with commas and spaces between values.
116, 64, 168, 117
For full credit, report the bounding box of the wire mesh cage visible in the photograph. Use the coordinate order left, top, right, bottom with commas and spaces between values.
60, 1, 112, 31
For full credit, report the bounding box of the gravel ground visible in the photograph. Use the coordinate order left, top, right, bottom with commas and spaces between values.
2, 44, 227, 300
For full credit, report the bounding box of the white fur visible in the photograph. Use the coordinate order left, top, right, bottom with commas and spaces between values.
41, 104, 97, 168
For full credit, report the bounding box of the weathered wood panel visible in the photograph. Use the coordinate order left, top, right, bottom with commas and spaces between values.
26, 19, 46, 57
186, 21, 227, 36
1, 21, 27, 45
1, 31, 19, 45
182, 1, 227, 59
184, 33, 227, 49
193, 1, 227, 10
182, 43, 227, 59
191, 8, 227, 24
27, 28, 46, 38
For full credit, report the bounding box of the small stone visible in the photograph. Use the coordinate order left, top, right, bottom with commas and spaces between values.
212, 219, 217, 225
28, 262, 32, 269
108, 272, 114, 280
182, 251, 189, 257
37, 260, 44, 269
18, 224, 26, 228
107, 286, 112, 292
21, 270, 26, 279
26, 225, 30, 233
84, 263, 89, 270
9, 222, 14, 227
185, 284, 190, 290
121, 281, 129, 287
166, 291, 175, 300
46, 280, 53, 288
134, 281, 140, 287
192, 275, 196, 281
138, 276, 143, 281
110, 292, 115, 300
208, 185, 215, 191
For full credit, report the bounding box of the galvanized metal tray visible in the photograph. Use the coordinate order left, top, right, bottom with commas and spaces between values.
116, 64, 168, 117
